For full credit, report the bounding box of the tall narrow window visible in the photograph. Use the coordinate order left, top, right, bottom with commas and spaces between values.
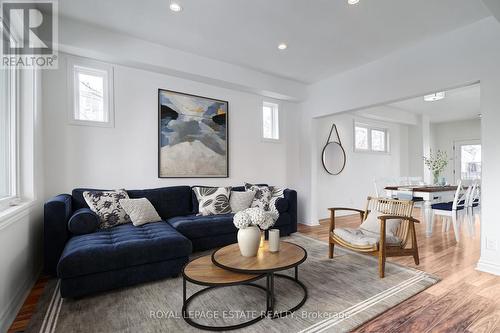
354, 126, 368, 150
68, 58, 114, 127
0, 67, 17, 209
262, 102, 279, 141
371, 129, 386, 152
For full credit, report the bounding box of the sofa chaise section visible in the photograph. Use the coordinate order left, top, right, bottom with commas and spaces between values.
57, 222, 191, 298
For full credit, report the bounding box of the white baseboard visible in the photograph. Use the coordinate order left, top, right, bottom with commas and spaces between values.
298, 221, 320, 226
476, 259, 500, 276
0, 266, 42, 333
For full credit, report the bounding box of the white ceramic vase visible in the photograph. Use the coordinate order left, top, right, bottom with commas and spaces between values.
237, 225, 261, 257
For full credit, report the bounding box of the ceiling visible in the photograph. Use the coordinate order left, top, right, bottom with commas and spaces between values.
58, 0, 491, 83
386, 84, 481, 123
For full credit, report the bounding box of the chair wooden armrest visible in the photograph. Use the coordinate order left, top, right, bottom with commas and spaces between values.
328, 207, 365, 232
328, 207, 365, 214
377, 215, 420, 223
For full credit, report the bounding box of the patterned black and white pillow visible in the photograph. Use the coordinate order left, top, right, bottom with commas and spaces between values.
83, 189, 132, 229
193, 187, 232, 216
244, 183, 273, 211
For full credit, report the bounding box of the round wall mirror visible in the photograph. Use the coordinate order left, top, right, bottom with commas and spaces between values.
322, 142, 346, 175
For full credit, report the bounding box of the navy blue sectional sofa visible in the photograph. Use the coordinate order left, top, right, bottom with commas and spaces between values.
44, 185, 297, 298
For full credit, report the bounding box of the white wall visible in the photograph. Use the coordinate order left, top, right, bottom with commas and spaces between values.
58, 17, 305, 102
299, 17, 500, 275
315, 113, 406, 220
42, 54, 299, 197
431, 118, 482, 183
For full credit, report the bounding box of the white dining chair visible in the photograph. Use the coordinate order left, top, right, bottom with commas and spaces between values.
373, 177, 397, 198
431, 180, 468, 242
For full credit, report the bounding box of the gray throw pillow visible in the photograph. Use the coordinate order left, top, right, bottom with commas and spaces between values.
230, 190, 255, 213
83, 189, 131, 229
119, 198, 162, 226
193, 187, 232, 216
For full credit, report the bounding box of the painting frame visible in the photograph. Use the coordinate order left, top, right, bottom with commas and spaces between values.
157, 89, 229, 178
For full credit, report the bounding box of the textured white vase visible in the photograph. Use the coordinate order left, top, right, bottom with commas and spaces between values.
237, 225, 261, 257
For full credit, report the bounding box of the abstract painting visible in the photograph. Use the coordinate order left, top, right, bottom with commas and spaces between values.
158, 89, 228, 178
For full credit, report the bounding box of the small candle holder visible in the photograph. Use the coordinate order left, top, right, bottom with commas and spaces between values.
268, 229, 280, 252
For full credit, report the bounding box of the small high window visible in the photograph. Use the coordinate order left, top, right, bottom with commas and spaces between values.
68, 58, 114, 127
262, 102, 279, 141
354, 123, 389, 153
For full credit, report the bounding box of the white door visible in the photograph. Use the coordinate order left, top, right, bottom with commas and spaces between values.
454, 139, 481, 183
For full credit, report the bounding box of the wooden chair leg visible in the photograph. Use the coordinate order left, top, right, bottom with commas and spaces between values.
378, 251, 386, 278
379, 219, 386, 278
411, 222, 420, 265
329, 241, 334, 259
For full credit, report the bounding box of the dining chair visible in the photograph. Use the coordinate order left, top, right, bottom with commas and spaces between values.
431, 180, 468, 242
373, 177, 396, 198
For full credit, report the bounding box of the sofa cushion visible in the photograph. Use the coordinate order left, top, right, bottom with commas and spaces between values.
68, 208, 99, 235
167, 214, 236, 239
83, 189, 132, 229
193, 186, 232, 216
127, 186, 192, 219
230, 190, 255, 213
73, 187, 193, 220
119, 198, 162, 226
57, 222, 192, 279
275, 197, 289, 213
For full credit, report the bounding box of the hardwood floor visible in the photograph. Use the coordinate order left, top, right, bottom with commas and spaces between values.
9, 209, 500, 332
8, 276, 49, 333
299, 209, 500, 333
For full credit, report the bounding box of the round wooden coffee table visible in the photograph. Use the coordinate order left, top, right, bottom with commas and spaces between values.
212, 241, 308, 319
182, 241, 308, 331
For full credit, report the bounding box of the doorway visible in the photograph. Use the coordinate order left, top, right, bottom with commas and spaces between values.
454, 139, 481, 183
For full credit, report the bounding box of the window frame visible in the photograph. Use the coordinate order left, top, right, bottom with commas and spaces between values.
353, 122, 390, 154
67, 57, 114, 128
0, 64, 19, 211
261, 101, 280, 142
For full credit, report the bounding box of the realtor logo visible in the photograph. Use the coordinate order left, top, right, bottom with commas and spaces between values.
1, 0, 58, 68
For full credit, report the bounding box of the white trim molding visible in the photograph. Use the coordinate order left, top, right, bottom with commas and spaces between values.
477, 259, 500, 276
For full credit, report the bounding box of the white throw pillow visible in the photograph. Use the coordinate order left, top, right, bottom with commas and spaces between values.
230, 190, 255, 213
360, 211, 402, 237
193, 187, 232, 216
119, 198, 162, 226
83, 189, 131, 229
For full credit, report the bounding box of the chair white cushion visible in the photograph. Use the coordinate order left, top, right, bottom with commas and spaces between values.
360, 211, 402, 238
333, 228, 402, 247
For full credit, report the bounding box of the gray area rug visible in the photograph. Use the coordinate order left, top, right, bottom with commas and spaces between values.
26, 234, 439, 333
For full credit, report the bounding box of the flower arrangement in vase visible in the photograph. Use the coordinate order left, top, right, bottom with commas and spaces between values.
423, 150, 449, 185
233, 208, 276, 257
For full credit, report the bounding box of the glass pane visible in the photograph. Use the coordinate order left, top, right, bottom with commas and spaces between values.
371, 129, 386, 151
355, 126, 368, 150
461, 144, 481, 180
263, 106, 273, 139
77, 72, 105, 122
0, 69, 10, 199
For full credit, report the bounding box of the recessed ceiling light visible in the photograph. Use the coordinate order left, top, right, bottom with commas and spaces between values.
169, 2, 182, 12
424, 92, 445, 102
348, 0, 360, 5
278, 43, 287, 50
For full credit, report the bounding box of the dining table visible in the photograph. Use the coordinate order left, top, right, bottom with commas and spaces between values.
384, 185, 459, 236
